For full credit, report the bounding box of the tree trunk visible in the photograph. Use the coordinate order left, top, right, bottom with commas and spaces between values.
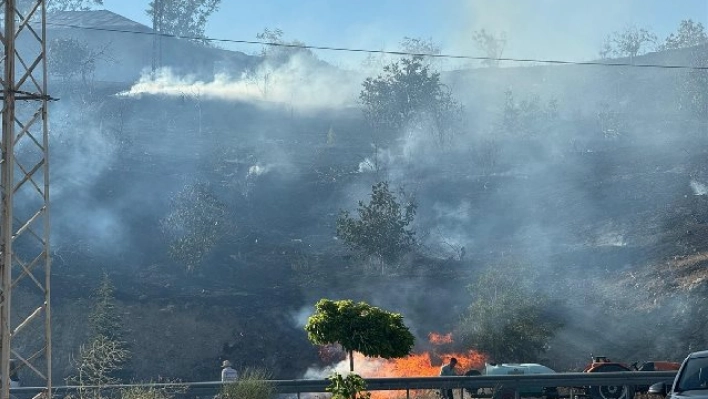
349, 350, 354, 372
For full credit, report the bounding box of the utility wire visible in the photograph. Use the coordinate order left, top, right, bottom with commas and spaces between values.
44, 21, 708, 71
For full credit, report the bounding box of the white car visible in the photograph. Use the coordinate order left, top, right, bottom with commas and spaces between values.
474, 363, 558, 399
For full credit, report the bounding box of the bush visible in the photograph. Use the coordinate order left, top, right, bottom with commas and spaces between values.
220, 368, 275, 399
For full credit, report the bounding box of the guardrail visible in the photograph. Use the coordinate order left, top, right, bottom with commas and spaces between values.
10, 371, 677, 399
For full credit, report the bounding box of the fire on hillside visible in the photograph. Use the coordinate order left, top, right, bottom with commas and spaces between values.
317, 332, 486, 378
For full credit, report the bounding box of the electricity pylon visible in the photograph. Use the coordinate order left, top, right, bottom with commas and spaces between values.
0, 0, 52, 398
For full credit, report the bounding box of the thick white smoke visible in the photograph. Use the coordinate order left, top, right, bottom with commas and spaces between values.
120, 53, 363, 110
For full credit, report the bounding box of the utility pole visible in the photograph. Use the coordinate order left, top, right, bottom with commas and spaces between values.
0, 1, 52, 398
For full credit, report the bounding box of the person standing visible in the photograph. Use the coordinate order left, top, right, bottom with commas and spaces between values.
221, 360, 238, 382
440, 357, 458, 399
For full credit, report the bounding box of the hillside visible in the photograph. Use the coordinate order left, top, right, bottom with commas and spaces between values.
14, 14, 708, 383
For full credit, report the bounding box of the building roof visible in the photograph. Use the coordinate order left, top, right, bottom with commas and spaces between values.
46, 10, 153, 34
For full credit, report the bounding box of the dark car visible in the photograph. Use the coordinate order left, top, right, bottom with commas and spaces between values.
649, 350, 708, 398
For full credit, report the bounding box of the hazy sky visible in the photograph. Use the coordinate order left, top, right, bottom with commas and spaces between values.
102, 0, 708, 65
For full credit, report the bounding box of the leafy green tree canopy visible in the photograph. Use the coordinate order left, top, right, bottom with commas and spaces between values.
336, 182, 416, 265
360, 56, 462, 146
305, 299, 415, 371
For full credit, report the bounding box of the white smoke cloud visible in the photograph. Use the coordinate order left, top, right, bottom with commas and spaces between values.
289, 306, 312, 328
248, 164, 271, 177
120, 53, 362, 110
690, 180, 708, 196
303, 354, 391, 379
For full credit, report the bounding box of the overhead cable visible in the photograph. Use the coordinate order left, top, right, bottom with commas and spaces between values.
45, 21, 708, 71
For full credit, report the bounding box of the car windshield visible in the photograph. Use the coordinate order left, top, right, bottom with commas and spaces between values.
676, 357, 708, 392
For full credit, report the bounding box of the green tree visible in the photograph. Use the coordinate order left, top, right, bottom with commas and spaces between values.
327, 372, 371, 399
659, 19, 708, 50
456, 262, 564, 363
336, 182, 416, 266
160, 182, 230, 271
146, 0, 220, 42
360, 56, 463, 146
305, 299, 415, 372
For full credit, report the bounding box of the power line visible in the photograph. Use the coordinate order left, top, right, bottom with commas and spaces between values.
44, 21, 708, 71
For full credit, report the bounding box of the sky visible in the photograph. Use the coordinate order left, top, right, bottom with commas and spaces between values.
102, 0, 708, 67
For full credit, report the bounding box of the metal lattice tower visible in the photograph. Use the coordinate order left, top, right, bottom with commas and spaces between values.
0, 0, 51, 398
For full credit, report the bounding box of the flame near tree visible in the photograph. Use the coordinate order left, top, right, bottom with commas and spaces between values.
305, 299, 415, 371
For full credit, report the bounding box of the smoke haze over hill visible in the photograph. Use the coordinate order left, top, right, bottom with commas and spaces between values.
12, 3, 708, 384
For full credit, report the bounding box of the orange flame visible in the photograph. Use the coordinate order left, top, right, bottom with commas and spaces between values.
356, 350, 486, 377
316, 333, 487, 399
428, 332, 453, 345
348, 350, 486, 399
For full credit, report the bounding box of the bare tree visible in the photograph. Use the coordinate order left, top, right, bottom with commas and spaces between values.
48, 38, 113, 85
146, 0, 220, 43
472, 29, 507, 67
399, 36, 443, 69
600, 26, 657, 63
659, 19, 708, 50
46, 0, 102, 11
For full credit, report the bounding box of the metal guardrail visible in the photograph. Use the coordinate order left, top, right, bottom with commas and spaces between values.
10, 371, 677, 398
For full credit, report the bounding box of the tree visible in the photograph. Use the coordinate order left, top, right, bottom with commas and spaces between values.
472, 29, 507, 67
399, 36, 442, 69
256, 27, 313, 61
220, 368, 275, 399
46, 0, 102, 11
336, 182, 416, 266
677, 46, 708, 120
48, 38, 111, 84
243, 28, 315, 98
304, 299, 415, 372
89, 273, 123, 340
500, 90, 558, 138
69, 274, 130, 396
160, 182, 230, 271
456, 262, 564, 363
146, 0, 220, 42
659, 19, 708, 51
600, 26, 657, 62
327, 372, 371, 399
360, 56, 463, 146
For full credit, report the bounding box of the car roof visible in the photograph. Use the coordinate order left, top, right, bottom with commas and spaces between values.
687, 350, 708, 359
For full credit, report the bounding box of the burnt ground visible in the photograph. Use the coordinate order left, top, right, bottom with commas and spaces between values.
38, 58, 708, 383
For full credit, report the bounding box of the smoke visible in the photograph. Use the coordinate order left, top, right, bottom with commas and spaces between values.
248, 164, 271, 177
303, 355, 387, 379
455, 0, 653, 62
120, 53, 362, 110
290, 306, 312, 328
690, 180, 708, 195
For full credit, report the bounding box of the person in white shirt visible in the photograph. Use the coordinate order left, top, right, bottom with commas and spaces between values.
221, 360, 238, 382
